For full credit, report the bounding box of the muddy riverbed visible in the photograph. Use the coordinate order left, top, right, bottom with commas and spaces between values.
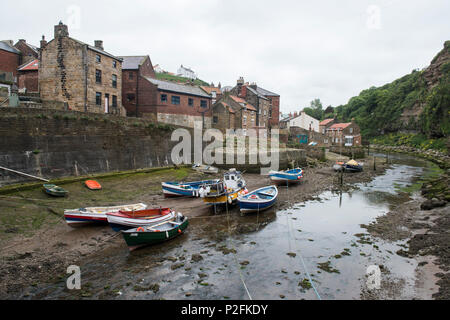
0, 154, 448, 299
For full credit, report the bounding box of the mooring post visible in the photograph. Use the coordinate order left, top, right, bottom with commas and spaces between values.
373, 155, 376, 171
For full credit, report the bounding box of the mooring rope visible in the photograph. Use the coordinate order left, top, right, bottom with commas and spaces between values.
225, 200, 253, 300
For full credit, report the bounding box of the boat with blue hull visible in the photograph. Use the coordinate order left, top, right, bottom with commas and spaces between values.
237, 185, 278, 213
162, 179, 220, 197
268, 168, 303, 183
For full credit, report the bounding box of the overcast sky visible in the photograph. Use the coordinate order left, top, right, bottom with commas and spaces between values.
1, 0, 449, 113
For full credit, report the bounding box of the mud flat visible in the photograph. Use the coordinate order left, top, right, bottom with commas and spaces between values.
0, 156, 392, 299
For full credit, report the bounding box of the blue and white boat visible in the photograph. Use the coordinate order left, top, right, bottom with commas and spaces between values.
162, 179, 220, 197
237, 185, 278, 213
268, 168, 303, 183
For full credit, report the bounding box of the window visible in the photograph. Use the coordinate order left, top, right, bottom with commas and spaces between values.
243, 115, 247, 125
113, 61, 117, 68
161, 94, 167, 102
112, 95, 117, 108
96, 92, 101, 105
126, 94, 135, 102
188, 98, 194, 106
200, 100, 207, 108
171, 96, 180, 105
112, 74, 117, 88
213, 116, 218, 124
129, 72, 134, 80
95, 69, 102, 83
349, 127, 353, 133
96, 55, 101, 63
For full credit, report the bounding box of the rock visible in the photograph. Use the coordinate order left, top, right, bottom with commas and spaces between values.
191, 254, 203, 262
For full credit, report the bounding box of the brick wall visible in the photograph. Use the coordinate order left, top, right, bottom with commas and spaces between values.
268, 95, 280, 128
18, 70, 38, 92
0, 49, 20, 77
14, 40, 39, 65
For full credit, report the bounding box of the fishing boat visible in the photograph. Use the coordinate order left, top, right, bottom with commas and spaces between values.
122, 213, 188, 251
85, 180, 102, 190
161, 179, 220, 197
63, 203, 147, 227
237, 185, 278, 214
192, 163, 219, 174
202, 169, 247, 208
43, 184, 68, 197
333, 161, 345, 172
344, 159, 363, 172
106, 207, 177, 232
268, 168, 303, 183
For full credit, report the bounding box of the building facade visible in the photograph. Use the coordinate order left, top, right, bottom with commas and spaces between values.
17, 59, 39, 92
325, 120, 362, 146
177, 64, 196, 79
0, 40, 20, 82
14, 39, 39, 65
39, 22, 124, 114
212, 94, 257, 134
289, 111, 320, 132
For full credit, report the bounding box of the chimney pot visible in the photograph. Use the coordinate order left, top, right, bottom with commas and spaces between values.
54, 22, 69, 38
94, 40, 104, 50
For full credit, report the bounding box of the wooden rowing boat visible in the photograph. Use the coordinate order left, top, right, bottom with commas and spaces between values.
106, 207, 176, 231
237, 185, 278, 214
43, 184, 68, 197
121, 213, 188, 251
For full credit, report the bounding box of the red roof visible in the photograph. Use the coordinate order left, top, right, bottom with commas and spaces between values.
18, 59, 39, 71
229, 95, 257, 111
328, 123, 351, 130
319, 118, 334, 126
221, 101, 235, 114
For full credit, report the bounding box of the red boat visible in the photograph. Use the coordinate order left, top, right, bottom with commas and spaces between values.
85, 180, 102, 190
106, 207, 176, 231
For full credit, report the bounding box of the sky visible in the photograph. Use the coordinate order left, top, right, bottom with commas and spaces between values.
1, 0, 449, 114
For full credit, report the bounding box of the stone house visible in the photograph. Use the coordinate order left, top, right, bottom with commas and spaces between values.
230, 77, 272, 129
319, 118, 335, 134
14, 39, 39, 66
39, 22, 124, 115
325, 120, 361, 146
17, 59, 39, 92
200, 85, 222, 104
212, 94, 257, 134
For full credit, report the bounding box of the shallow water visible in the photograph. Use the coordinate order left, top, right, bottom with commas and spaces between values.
32, 153, 437, 300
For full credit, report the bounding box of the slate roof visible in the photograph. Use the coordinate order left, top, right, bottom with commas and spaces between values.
246, 86, 269, 100
255, 86, 279, 97
68, 37, 123, 61
144, 77, 211, 98
119, 56, 147, 70
0, 41, 20, 54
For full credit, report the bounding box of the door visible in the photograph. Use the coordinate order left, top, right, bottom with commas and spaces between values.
105, 94, 109, 113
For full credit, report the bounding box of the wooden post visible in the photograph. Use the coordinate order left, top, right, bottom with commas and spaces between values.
373, 156, 376, 171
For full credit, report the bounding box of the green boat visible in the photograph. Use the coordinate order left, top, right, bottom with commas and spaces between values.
43, 184, 68, 197
121, 213, 188, 251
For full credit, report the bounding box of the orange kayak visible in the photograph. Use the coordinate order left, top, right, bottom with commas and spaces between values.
85, 180, 102, 190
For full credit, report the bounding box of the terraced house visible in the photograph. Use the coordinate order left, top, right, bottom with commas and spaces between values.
121, 55, 212, 128
212, 94, 257, 134
39, 22, 125, 115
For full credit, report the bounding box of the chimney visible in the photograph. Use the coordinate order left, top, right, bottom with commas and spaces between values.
237, 77, 244, 85
294, 111, 298, 117
218, 82, 221, 89
249, 82, 257, 89
54, 21, 69, 38
94, 40, 104, 51
2, 40, 14, 47
289, 112, 292, 117
19, 39, 26, 43
40, 35, 47, 49
240, 85, 247, 98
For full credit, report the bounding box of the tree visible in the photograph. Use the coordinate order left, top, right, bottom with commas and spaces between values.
303, 98, 324, 120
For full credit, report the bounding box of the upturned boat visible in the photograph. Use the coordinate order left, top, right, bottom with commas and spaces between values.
202, 169, 247, 208
106, 207, 177, 232
344, 159, 363, 172
192, 163, 219, 174
121, 213, 188, 251
268, 168, 303, 183
63, 203, 147, 227
161, 179, 220, 197
85, 180, 102, 190
43, 184, 68, 197
237, 185, 278, 214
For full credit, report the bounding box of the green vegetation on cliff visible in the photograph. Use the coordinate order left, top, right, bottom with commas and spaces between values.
332, 41, 450, 139
155, 72, 210, 86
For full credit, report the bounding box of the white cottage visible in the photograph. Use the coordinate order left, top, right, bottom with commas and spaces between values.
177, 64, 196, 80
288, 111, 319, 132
